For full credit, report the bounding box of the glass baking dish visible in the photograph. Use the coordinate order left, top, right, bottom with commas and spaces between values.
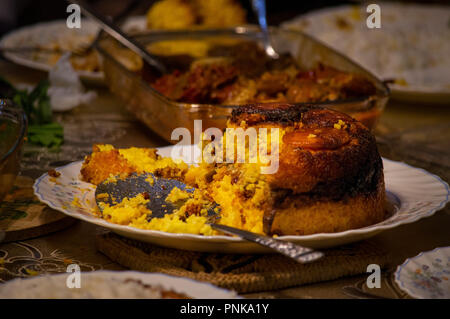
97, 27, 389, 143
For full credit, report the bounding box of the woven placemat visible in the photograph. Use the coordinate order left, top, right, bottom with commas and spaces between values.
96, 232, 390, 293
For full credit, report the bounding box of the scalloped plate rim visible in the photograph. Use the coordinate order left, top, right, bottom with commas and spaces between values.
394, 246, 450, 299
33, 145, 449, 249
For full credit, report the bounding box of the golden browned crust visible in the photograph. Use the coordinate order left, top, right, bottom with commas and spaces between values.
80, 145, 137, 185
230, 104, 383, 196
80, 145, 186, 186
230, 104, 386, 235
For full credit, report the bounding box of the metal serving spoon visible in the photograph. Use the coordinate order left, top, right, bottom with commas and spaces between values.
95, 173, 324, 264
72, 0, 141, 56
67, 0, 167, 75
251, 0, 279, 59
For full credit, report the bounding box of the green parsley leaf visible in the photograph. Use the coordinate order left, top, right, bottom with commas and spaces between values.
0, 76, 64, 148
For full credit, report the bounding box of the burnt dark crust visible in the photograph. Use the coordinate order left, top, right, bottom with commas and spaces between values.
272, 156, 383, 204
262, 171, 385, 235
230, 103, 323, 126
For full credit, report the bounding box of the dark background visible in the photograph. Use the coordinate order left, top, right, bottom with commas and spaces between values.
1, 0, 445, 36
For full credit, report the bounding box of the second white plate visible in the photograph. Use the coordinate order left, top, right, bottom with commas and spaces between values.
282, 4, 450, 104
0, 270, 238, 299
0, 17, 147, 84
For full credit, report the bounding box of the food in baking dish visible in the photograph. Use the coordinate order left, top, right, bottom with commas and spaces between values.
151, 42, 377, 105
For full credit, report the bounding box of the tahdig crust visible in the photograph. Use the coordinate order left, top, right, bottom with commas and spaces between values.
229, 103, 386, 236
80, 104, 387, 236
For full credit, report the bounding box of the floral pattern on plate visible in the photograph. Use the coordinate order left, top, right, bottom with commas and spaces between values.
395, 246, 450, 299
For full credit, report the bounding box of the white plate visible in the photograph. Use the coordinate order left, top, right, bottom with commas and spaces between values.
0, 270, 238, 299
282, 4, 450, 104
395, 247, 450, 299
0, 17, 147, 85
0, 20, 103, 83
33, 145, 449, 253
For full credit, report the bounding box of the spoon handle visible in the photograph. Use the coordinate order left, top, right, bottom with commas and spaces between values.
210, 223, 324, 263
251, 0, 279, 59
252, 0, 269, 31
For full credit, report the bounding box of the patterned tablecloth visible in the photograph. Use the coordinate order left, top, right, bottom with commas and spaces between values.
0, 60, 449, 299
